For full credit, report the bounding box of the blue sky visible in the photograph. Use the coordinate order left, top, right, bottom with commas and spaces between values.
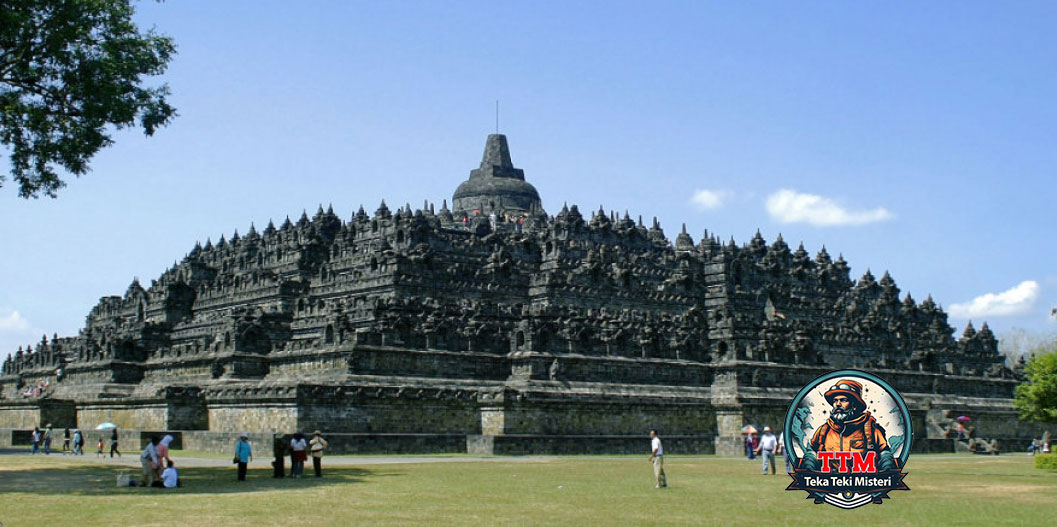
2, 1, 1055, 359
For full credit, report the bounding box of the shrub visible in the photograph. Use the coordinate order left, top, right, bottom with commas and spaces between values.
1035, 453, 1057, 470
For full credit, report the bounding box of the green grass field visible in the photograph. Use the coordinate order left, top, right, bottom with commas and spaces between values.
1, 454, 1054, 526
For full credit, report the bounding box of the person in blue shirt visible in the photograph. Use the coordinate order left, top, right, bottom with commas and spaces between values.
235, 433, 252, 481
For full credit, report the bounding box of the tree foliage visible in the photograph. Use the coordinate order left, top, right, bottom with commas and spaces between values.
1014, 346, 1057, 424
0, 0, 175, 198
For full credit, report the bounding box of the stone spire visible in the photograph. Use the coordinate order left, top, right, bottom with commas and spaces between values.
473, 134, 519, 179
453, 134, 543, 217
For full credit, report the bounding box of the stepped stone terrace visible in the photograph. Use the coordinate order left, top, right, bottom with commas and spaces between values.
0, 135, 1043, 455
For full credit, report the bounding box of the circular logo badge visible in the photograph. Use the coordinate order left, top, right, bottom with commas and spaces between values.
783, 369, 912, 509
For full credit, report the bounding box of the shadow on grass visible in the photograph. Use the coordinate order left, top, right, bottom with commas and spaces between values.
0, 463, 402, 495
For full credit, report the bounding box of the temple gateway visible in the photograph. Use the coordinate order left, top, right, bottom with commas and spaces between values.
0, 135, 1044, 454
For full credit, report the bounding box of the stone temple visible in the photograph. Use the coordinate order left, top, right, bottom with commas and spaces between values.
0, 135, 1045, 454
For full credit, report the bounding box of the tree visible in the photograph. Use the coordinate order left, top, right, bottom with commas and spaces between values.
998, 326, 1057, 364
0, 0, 175, 198
1014, 346, 1057, 424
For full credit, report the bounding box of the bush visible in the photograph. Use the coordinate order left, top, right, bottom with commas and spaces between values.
1035, 453, 1057, 470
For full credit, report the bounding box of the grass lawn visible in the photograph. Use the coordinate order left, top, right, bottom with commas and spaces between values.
1, 454, 1054, 526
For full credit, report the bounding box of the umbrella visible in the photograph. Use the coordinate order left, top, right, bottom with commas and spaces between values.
956, 416, 971, 423
95, 422, 117, 430
741, 425, 758, 435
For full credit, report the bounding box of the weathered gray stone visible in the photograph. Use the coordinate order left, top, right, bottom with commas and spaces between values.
0, 134, 1049, 454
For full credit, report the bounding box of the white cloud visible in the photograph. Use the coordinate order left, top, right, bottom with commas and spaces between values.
765, 189, 894, 227
690, 189, 731, 210
949, 281, 1041, 319
0, 308, 31, 332
0, 308, 44, 358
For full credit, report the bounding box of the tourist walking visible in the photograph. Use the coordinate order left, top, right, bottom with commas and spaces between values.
73, 429, 84, 455
756, 426, 778, 475
96, 437, 104, 456
777, 431, 792, 474
30, 427, 40, 454
110, 428, 121, 457
309, 430, 329, 477
649, 429, 667, 489
235, 433, 252, 481
62, 428, 71, 454
289, 430, 308, 478
42, 423, 53, 454
140, 436, 160, 487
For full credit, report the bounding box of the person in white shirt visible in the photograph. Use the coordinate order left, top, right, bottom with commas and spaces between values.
289, 431, 308, 478
161, 459, 179, 488
649, 429, 667, 489
756, 426, 778, 475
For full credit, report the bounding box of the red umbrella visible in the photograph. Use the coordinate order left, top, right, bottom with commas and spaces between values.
956, 416, 971, 422
741, 425, 758, 435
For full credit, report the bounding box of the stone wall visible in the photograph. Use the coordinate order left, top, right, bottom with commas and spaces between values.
207, 403, 298, 433
0, 403, 41, 428
182, 431, 273, 455
40, 400, 78, 429
180, 430, 466, 455
266, 348, 349, 379
515, 353, 714, 386
298, 396, 480, 434
497, 394, 714, 436
468, 434, 714, 455
78, 403, 168, 431
346, 346, 508, 380
167, 396, 208, 430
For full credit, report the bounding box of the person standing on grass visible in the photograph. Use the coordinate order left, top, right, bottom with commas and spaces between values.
110, 428, 121, 457
42, 423, 52, 454
756, 426, 778, 475
73, 429, 84, 455
235, 433, 252, 481
155, 435, 175, 482
158, 435, 175, 466
777, 431, 792, 474
289, 430, 308, 478
139, 436, 160, 487
62, 428, 71, 454
30, 427, 40, 454
309, 430, 329, 478
649, 429, 667, 489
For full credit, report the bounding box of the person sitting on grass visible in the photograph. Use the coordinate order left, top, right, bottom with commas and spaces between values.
161, 459, 179, 488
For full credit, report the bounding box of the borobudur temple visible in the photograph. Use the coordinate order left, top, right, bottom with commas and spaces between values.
0, 134, 1045, 455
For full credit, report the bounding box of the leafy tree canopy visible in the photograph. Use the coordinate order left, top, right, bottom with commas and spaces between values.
0, 0, 175, 198
1014, 345, 1057, 424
